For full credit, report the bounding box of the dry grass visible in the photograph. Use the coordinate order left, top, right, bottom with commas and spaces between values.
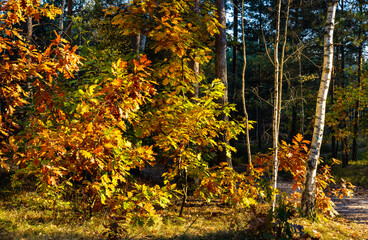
1, 168, 367, 240
0, 191, 106, 239
1, 190, 367, 240
293, 215, 368, 240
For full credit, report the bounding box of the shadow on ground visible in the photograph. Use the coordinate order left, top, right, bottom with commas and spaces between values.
333, 195, 368, 225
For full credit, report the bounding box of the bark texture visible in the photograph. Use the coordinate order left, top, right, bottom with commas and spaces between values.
215, 0, 232, 167
66, 0, 73, 36
233, 0, 238, 84
26, 17, 33, 43
59, 0, 66, 36
301, 0, 338, 217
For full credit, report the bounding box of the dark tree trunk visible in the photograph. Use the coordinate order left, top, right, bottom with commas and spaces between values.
339, 0, 349, 166
352, 2, 363, 161
331, 70, 337, 158
215, 0, 232, 167
342, 138, 349, 168
66, 0, 73, 36
233, 0, 238, 85
257, 0, 264, 149
289, 105, 297, 142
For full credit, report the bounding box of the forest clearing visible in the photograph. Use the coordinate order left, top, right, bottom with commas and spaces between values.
0, 0, 367, 239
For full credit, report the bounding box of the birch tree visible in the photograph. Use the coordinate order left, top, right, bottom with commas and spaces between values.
301, 0, 338, 217
271, 0, 290, 211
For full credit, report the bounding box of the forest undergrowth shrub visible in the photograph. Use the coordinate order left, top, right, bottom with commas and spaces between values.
247, 196, 307, 240
194, 162, 264, 208
254, 134, 355, 217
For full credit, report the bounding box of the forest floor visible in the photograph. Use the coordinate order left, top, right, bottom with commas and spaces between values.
1, 166, 368, 239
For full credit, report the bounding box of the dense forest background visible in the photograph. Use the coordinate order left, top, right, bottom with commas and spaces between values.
0, 0, 367, 239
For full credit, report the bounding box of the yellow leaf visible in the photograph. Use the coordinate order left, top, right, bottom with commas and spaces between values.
87, 122, 93, 132
104, 143, 114, 149
80, 150, 92, 159
294, 133, 303, 143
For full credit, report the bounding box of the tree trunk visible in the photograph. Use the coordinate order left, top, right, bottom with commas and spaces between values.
301, 0, 338, 217
241, 0, 252, 166
59, 0, 66, 36
215, 0, 232, 168
331, 73, 337, 158
352, 1, 363, 161
189, 0, 200, 98
271, 0, 282, 212
342, 138, 349, 167
271, 0, 290, 211
352, 44, 362, 161
257, 0, 264, 149
27, 17, 32, 43
66, 0, 73, 36
289, 105, 297, 142
132, 34, 142, 53
233, 0, 238, 85
339, 0, 349, 166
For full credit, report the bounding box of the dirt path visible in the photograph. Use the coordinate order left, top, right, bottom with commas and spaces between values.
332, 188, 368, 225
278, 182, 368, 225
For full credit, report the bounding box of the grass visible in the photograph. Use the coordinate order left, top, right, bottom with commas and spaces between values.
0, 191, 106, 239
0, 187, 368, 240
1, 154, 368, 240
331, 152, 368, 186
293, 216, 368, 240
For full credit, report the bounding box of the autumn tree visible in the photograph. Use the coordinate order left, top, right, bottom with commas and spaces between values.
0, 0, 79, 170
0, 0, 249, 225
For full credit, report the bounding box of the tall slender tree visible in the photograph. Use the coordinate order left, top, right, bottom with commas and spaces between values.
352, 0, 364, 162
301, 0, 338, 217
190, 0, 200, 98
59, 0, 66, 35
215, 0, 232, 167
233, 0, 238, 85
240, 0, 252, 165
271, 0, 290, 211
66, 0, 73, 36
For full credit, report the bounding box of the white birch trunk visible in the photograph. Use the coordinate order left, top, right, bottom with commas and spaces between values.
301, 0, 338, 217
271, 0, 290, 211
271, 0, 282, 212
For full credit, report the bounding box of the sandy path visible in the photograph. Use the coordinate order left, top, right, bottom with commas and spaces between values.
332, 188, 368, 225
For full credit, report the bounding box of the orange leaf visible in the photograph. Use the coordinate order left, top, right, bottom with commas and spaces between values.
294, 133, 303, 143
